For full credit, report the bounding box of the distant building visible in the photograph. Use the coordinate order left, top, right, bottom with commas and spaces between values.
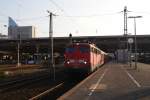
8, 17, 36, 39
8, 17, 18, 27
0, 33, 7, 39
8, 26, 36, 39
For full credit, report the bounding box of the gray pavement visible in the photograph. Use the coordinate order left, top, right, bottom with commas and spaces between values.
58, 62, 150, 100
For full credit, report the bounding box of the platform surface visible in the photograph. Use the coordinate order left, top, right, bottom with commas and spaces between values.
58, 62, 150, 100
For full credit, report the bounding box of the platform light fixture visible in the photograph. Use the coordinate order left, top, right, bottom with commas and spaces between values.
128, 16, 142, 70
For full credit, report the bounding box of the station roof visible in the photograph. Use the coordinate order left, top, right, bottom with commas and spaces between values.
0, 35, 150, 54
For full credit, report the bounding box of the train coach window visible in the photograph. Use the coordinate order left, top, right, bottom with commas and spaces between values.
79, 47, 89, 53
98, 50, 101, 54
93, 48, 97, 53
90, 47, 94, 53
66, 48, 76, 53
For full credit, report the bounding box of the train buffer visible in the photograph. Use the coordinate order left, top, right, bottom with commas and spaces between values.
58, 62, 150, 100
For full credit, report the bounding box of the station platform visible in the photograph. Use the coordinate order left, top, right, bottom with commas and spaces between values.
58, 62, 150, 100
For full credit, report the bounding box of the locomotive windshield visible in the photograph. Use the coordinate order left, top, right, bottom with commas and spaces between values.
79, 47, 89, 53
66, 47, 76, 53
66, 46, 89, 53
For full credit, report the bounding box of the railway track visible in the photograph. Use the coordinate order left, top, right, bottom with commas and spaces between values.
0, 67, 68, 100
0, 73, 51, 92
0, 66, 65, 93
0, 64, 41, 72
29, 82, 65, 100
0, 65, 86, 100
29, 77, 84, 100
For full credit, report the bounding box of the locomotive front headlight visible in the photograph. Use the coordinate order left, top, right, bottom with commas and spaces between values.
79, 60, 87, 64
67, 61, 70, 64
84, 61, 87, 64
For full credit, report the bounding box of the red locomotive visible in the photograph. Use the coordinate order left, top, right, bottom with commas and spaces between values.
64, 42, 107, 75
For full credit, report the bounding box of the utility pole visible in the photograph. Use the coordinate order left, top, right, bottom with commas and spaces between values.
47, 11, 56, 81
122, 6, 128, 63
124, 6, 128, 36
122, 6, 131, 63
69, 33, 72, 44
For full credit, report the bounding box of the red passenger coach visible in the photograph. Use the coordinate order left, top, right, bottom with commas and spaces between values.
64, 43, 107, 75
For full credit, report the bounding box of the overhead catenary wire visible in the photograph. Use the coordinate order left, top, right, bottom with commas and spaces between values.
15, 16, 48, 21
1, 12, 121, 23
59, 12, 121, 18
0, 0, 148, 36
49, 0, 65, 13
4, 13, 121, 22
48, 0, 80, 34
0, 2, 137, 23
14, 0, 25, 9
48, 0, 125, 36
0, 0, 149, 22
131, 11, 150, 15
48, 0, 121, 36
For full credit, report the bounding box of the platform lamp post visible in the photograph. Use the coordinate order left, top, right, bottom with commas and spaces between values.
128, 16, 142, 70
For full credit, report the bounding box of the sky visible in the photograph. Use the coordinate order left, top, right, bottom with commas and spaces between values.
0, 0, 150, 37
